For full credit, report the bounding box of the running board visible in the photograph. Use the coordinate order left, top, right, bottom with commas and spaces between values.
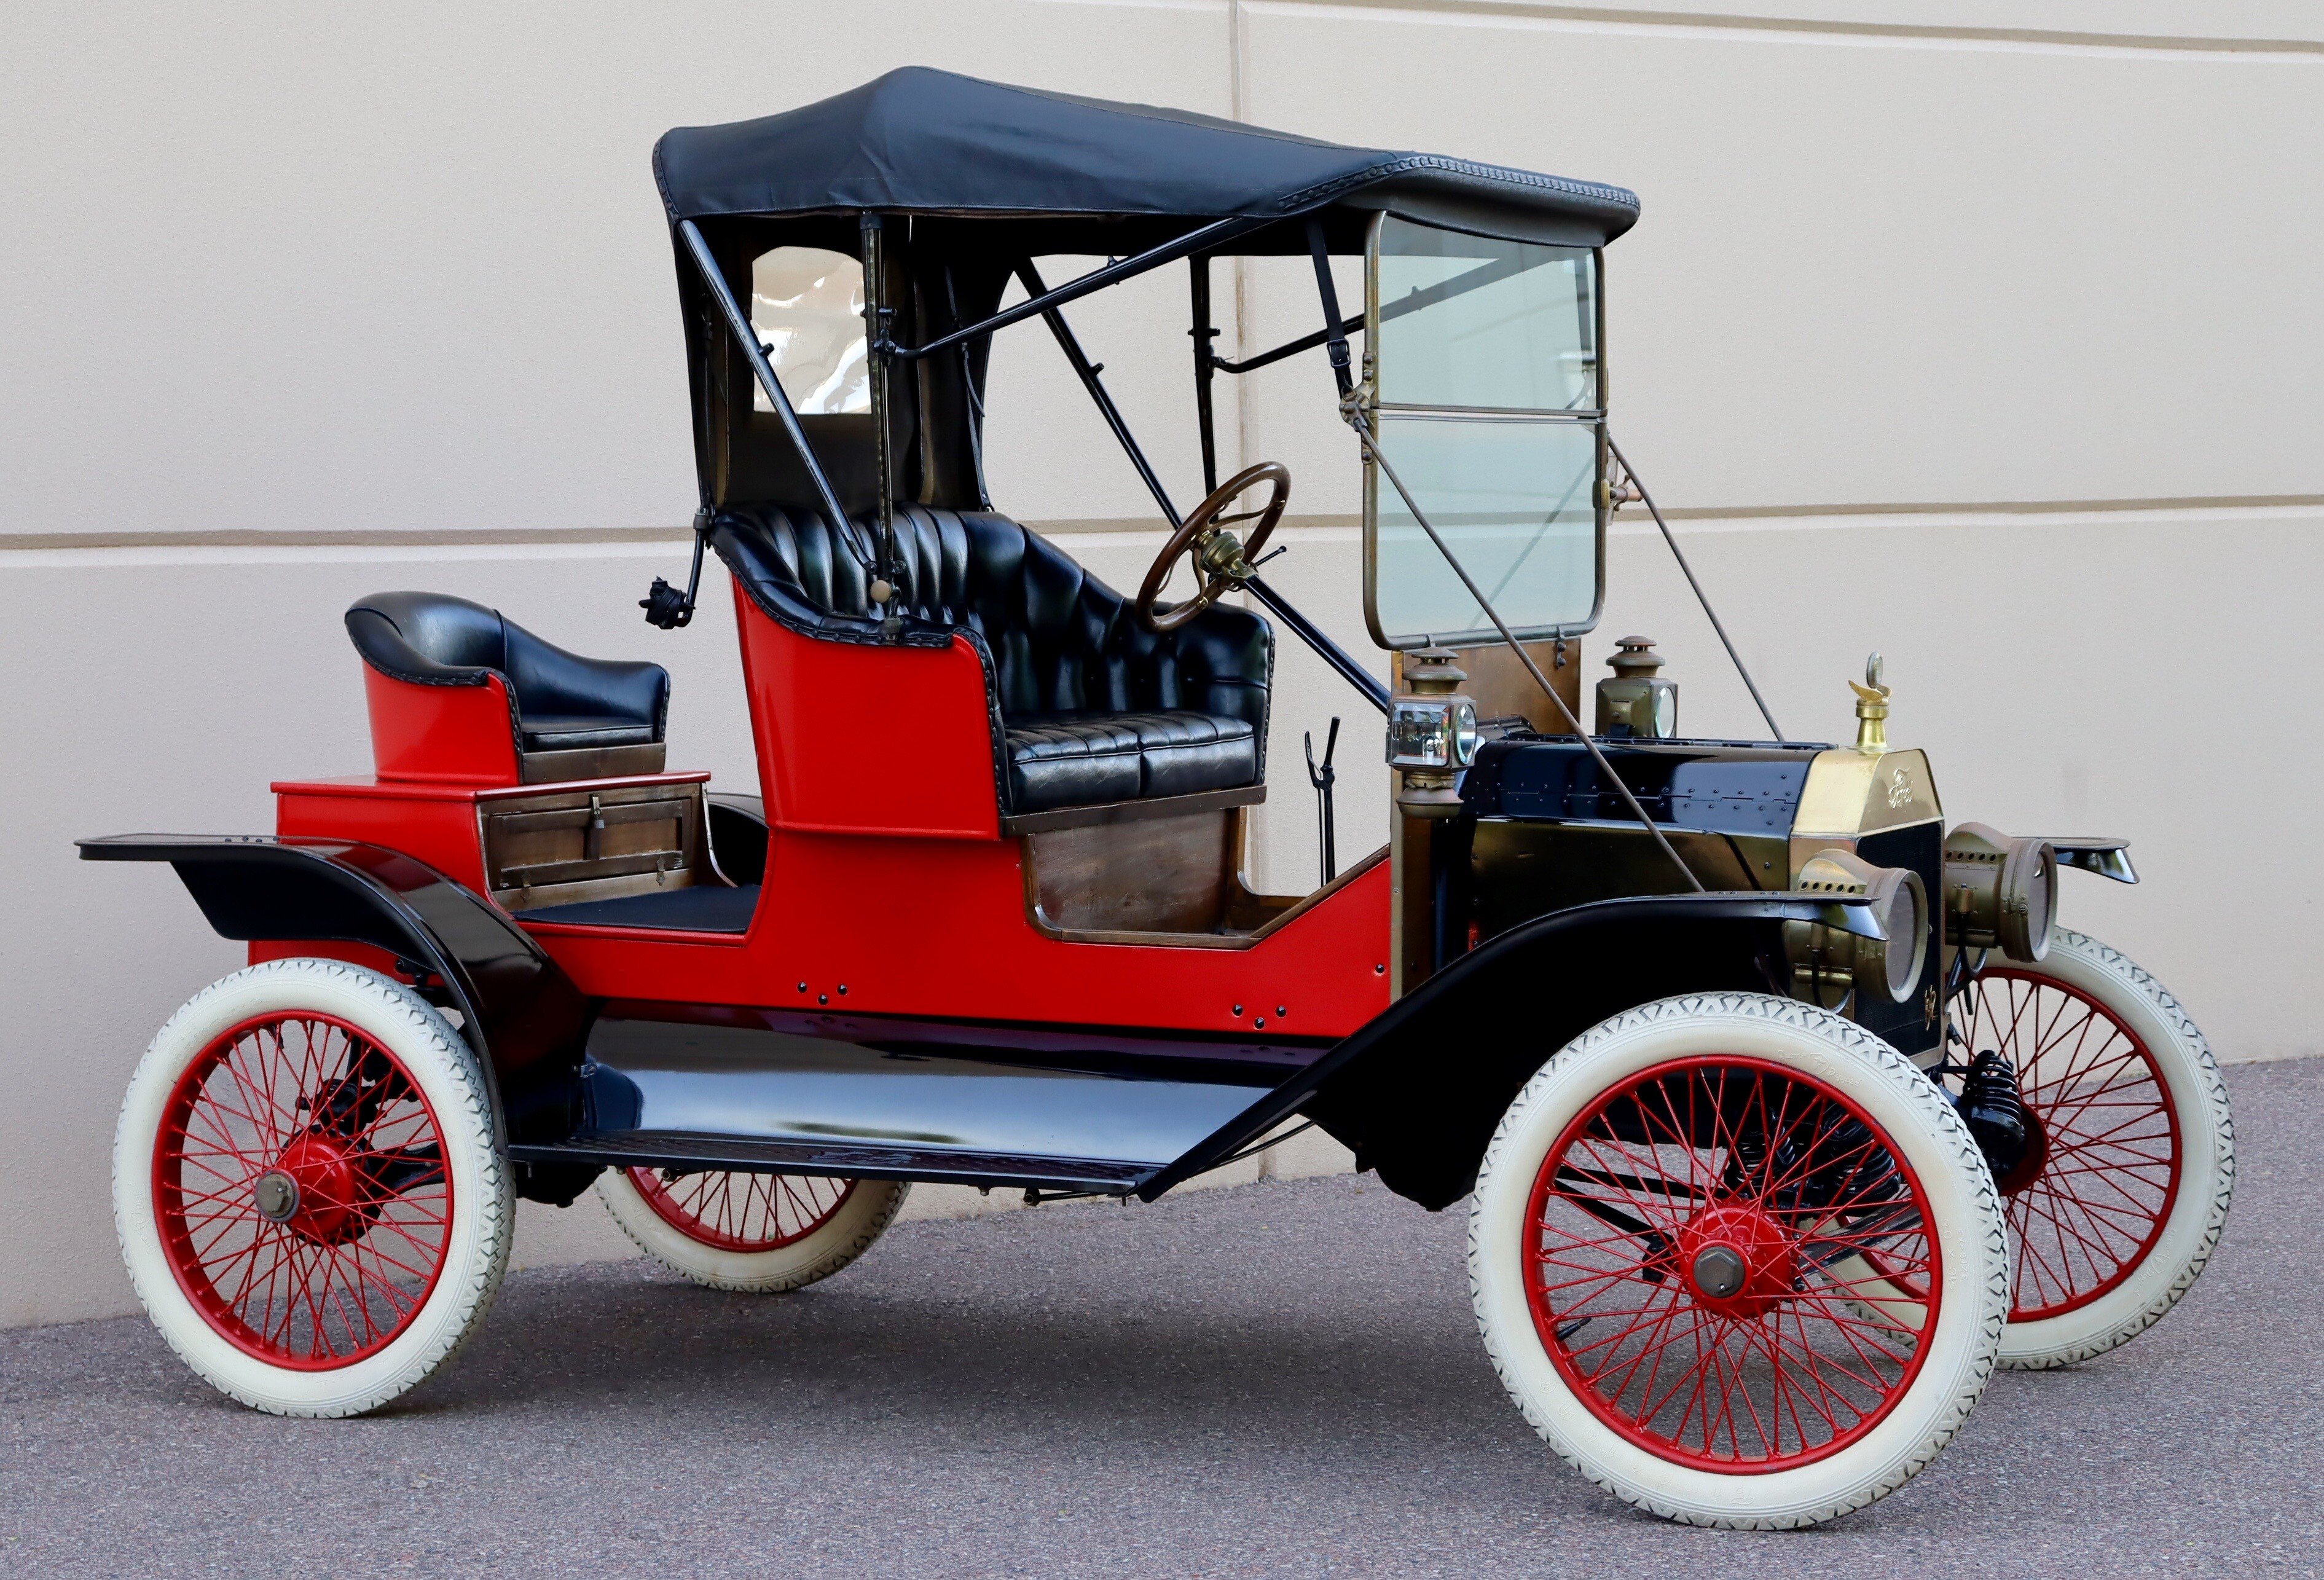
521, 1004, 1299, 1194
507, 1134, 1152, 1194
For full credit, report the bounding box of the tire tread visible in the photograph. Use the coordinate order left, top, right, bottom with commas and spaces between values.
1992, 930, 2234, 1370
1467, 991, 2010, 1530
113, 959, 512, 1418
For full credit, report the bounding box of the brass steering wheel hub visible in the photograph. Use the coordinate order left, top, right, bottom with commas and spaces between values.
1134, 462, 1290, 634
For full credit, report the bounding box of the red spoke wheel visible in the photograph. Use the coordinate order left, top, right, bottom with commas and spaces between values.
1955, 969, 2177, 1320
156, 1012, 452, 1366
1956, 931, 2231, 1369
116, 961, 510, 1417
626, 1169, 857, 1252
600, 1166, 909, 1293
1526, 1056, 1941, 1471
1471, 995, 2008, 1529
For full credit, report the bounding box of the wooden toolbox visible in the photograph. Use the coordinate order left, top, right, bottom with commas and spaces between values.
481, 780, 708, 911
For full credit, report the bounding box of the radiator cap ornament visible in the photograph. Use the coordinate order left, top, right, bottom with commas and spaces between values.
1850, 653, 1890, 754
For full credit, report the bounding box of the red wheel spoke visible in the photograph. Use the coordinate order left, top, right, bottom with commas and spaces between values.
154, 1010, 455, 1369
1525, 1054, 1941, 1472
1957, 966, 2180, 1321
629, 1168, 857, 1252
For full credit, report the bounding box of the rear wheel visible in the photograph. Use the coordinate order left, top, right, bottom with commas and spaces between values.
1470, 993, 2009, 1529
598, 1167, 906, 1292
114, 959, 511, 1417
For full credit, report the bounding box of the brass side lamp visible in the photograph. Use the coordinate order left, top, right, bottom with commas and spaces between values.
1388, 647, 1478, 819
1595, 635, 1677, 738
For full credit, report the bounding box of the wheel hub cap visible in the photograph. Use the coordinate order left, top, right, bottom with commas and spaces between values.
264, 1133, 363, 1243
1690, 1244, 1746, 1299
253, 1170, 299, 1223
1676, 1203, 1794, 1317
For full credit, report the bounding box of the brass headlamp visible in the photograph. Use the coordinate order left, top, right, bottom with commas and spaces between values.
1786, 850, 1929, 1008
1388, 647, 1479, 819
1942, 822, 2057, 962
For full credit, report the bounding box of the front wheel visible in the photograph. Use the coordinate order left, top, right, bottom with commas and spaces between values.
598, 1167, 907, 1292
1955, 930, 2234, 1369
1470, 993, 2009, 1529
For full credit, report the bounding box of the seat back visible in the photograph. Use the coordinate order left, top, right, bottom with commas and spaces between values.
348, 591, 510, 674
346, 591, 670, 784
709, 503, 1271, 739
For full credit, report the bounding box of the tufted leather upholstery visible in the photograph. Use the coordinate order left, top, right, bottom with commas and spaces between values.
710, 503, 1271, 815
346, 591, 670, 753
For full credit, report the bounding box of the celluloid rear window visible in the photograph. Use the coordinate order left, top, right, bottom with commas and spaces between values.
750, 247, 870, 415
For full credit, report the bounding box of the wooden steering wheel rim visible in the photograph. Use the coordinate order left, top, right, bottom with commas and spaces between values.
1134, 462, 1291, 634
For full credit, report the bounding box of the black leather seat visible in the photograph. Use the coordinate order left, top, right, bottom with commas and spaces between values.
347, 591, 670, 763
710, 503, 1270, 816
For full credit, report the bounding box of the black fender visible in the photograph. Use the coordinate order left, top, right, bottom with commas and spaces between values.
78, 835, 592, 1165
2045, 836, 2137, 884
1144, 889, 1884, 1209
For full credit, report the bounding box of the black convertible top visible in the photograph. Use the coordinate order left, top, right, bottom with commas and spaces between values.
654, 68, 1639, 250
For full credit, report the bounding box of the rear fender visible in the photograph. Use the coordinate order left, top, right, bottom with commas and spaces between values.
1145, 890, 1883, 1210
78, 835, 591, 1152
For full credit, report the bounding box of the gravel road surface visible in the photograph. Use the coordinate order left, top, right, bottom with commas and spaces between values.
4, 1058, 2317, 1579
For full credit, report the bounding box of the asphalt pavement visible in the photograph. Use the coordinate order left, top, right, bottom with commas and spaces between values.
4, 1058, 2319, 1579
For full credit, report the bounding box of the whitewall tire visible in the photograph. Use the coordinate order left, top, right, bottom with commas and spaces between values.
1469, 992, 2009, 1529
599, 1168, 907, 1293
1956, 930, 2233, 1369
113, 959, 512, 1417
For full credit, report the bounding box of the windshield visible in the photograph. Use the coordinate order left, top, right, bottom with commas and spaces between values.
1363, 216, 1603, 650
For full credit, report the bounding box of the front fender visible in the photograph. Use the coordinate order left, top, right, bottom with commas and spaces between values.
79, 835, 591, 1148
1144, 890, 1882, 1209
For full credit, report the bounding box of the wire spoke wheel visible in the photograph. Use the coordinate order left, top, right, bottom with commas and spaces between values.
626, 1168, 857, 1252
1526, 1055, 1940, 1470
154, 1011, 453, 1368
599, 1164, 907, 1294
1954, 965, 2179, 1321
1838, 932, 2230, 1370
1472, 996, 2006, 1528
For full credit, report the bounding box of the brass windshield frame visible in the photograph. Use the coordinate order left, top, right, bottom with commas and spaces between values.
1359, 211, 1609, 652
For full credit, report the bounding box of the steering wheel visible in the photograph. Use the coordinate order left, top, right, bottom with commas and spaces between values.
1134, 462, 1291, 634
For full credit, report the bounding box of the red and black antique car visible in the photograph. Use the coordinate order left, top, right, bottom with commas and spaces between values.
87, 71, 2231, 1528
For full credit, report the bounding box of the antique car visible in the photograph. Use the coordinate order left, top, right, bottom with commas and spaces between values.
85, 70, 2231, 1528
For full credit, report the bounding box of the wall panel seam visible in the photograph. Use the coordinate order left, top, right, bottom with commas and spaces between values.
1246, 0, 2324, 57
6, 495, 2322, 558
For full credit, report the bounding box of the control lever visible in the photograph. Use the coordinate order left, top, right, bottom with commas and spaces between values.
643, 509, 711, 629
1305, 716, 1341, 885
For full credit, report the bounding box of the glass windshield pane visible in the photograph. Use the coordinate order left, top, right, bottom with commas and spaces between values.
1375, 219, 1596, 412
750, 247, 870, 415
1369, 414, 1598, 644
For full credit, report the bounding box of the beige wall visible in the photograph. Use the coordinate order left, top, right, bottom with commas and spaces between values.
4, 1, 2319, 1328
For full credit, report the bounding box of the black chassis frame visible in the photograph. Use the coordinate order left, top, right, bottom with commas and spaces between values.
80, 833, 1882, 1213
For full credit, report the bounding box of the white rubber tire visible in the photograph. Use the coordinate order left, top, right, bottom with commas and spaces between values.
113, 959, 512, 1417
598, 1169, 908, 1293
1980, 931, 2234, 1370
1469, 992, 2010, 1530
